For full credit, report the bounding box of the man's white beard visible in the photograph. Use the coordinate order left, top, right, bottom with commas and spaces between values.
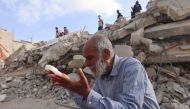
94, 57, 107, 77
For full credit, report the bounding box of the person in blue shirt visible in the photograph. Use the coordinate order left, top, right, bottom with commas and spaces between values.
48, 34, 160, 109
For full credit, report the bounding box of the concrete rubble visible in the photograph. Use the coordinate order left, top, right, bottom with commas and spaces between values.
0, 0, 190, 108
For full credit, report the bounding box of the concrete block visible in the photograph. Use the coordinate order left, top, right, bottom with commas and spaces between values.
68, 55, 85, 68
114, 45, 134, 57
145, 19, 190, 39
130, 28, 144, 45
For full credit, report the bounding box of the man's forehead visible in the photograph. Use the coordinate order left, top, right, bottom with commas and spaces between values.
83, 39, 97, 53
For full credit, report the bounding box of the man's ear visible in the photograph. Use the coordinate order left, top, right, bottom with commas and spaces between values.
103, 48, 110, 60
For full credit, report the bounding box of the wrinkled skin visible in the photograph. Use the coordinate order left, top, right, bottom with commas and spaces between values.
48, 68, 90, 98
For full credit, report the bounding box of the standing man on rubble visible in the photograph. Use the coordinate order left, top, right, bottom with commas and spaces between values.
98, 15, 104, 30
55, 26, 62, 38
116, 10, 123, 23
133, 1, 142, 16
63, 27, 69, 35
48, 34, 160, 109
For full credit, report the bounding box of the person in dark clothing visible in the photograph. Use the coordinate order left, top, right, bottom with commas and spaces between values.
134, 1, 142, 14
116, 10, 123, 19
131, 6, 135, 19
116, 10, 123, 23
63, 27, 69, 35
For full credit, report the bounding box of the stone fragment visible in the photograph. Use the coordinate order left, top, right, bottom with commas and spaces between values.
0, 94, 7, 102
114, 45, 134, 57
0, 83, 9, 89
130, 28, 144, 45
146, 67, 157, 80
68, 55, 85, 68
145, 19, 190, 39
149, 44, 163, 54
135, 52, 146, 62
5, 77, 13, 83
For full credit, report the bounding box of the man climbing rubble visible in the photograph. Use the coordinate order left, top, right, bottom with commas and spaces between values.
133, 1, 142, 16
48, 34, 160, 109
116, 10, 123, 23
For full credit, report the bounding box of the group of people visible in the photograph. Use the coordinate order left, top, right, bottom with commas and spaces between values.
55, 26, 69, 38
98, 0, 142, 31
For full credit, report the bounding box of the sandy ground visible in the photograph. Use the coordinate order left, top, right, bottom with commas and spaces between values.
0, 98, 80, 109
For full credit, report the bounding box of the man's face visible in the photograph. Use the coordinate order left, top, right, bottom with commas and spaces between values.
83, 40, 107, 77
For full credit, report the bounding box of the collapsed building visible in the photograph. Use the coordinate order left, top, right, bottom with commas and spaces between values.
0, 0, 190, 108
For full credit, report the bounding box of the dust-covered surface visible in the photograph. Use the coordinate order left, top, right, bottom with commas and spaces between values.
0, 66, 80, 109
0, 98, 79, 109
1, 0, 190, 109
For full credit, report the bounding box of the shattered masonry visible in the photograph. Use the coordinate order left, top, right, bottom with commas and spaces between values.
0, 0, 190, 108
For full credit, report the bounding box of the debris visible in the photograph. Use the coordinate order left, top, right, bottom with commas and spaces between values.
0, 94, 7, 102
114, 45, 134, 57
1, 0, 190, 108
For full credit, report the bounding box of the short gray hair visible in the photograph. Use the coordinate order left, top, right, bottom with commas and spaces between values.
92, 34, 114, 58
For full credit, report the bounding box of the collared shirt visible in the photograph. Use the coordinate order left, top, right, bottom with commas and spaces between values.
70, 55, 160, 109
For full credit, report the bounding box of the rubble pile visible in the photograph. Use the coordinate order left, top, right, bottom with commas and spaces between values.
104, 0, 190, 108
0, 67, 79, 108
3, 31, 89, 73
146, 64, 190, 109
0, 31, 90, 108
0, 0, 190, 108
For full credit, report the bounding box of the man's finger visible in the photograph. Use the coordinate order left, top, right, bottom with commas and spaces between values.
77, 68, 87, 82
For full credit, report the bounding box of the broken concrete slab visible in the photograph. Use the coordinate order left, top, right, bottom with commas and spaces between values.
123, 16, 156, 32
130, 28, 144, 45
145, 51, 190, 64
38, 31, 89, 67
0, 83, 9, 89
149, 44, 163, 54
114, 45, 134, 57
110, 16, 156, 41
147, 0, 190, 21
5, 77, 13, 83
145, 19, 190, 39
68, 55, 85, 68
140, 38, 153, 47
105, 24, 121, 31
0, 94, 7, 102
111, 28, 132, 41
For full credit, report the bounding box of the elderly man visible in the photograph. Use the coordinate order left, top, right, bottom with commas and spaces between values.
48, 34, 160, 109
